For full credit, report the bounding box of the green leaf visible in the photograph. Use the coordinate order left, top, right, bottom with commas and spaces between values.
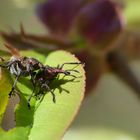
0, 127, 30, 140
14, 50, 85, 140
0, 50, 85, 139
0, 69, 12, 123
29, 50, 85, 140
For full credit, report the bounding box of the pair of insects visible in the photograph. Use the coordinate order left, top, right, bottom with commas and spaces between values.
0, 55, 82, 108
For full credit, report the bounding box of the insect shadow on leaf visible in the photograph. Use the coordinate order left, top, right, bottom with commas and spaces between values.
35, 73, 82, 110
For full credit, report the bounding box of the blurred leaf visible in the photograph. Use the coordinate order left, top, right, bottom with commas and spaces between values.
0, 69, 12, 123
125, 0, 140, 27
20, 50, 46, 63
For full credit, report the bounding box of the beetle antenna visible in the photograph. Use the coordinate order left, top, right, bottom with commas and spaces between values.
4, 43, 20, 57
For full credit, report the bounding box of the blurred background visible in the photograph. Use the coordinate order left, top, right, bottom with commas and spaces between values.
0, 0, 140, 139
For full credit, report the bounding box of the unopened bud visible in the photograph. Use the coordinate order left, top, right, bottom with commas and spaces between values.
36, 0, 82, 36
77, 0, 125, 46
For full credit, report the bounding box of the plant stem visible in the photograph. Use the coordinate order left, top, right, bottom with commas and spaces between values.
107, 50, 140, 97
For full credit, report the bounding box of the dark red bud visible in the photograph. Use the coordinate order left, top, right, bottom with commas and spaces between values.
77, 0, 125, 45
75, 50, 101, 95
36, 0, 83, 36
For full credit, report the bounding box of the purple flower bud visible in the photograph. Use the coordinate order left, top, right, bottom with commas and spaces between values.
77, 0, 125, 45
36, 0, 83, 36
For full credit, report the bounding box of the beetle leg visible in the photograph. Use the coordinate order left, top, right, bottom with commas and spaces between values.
66, 69, 80, 73
59, 62, 83, 69
42, 83, 56, 103
27, 85, 36, 109
9, 74, 20, 97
